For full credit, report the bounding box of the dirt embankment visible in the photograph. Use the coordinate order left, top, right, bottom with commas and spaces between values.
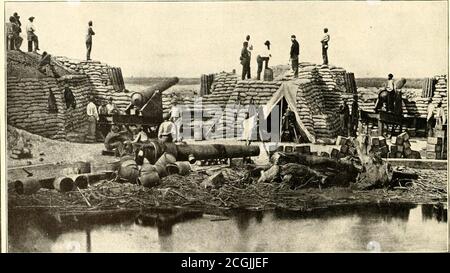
7, 51, 73, 78
7, 125, 106, 168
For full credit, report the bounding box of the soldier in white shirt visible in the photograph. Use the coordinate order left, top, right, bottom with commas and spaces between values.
158, 113, 177, 143
86, 96, 99, 142
106, 96, 119, 114
26, 16, 39, 52
256, 40, 271, 80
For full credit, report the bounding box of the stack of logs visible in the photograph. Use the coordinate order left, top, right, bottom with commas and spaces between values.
200, 74, 215, 96
422, 77, 435, 98
390, 132, 421, 159
107, 67, 126, 92
344, 72, 357, 94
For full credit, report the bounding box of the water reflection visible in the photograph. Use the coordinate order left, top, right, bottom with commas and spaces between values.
8, 204, 447, 252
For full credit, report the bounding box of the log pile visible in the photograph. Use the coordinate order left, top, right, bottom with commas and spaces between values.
263, 138, 394, 190
344, 72, 357, 94
422, 77, 435, 98
389, 132, 421, 159
200, 74, 215, 96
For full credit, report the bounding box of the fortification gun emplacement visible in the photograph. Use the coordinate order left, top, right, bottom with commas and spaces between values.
99, 77, 179, 141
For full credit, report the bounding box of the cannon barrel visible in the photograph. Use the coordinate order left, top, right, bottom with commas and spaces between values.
172, 144, 260, 163
130, 77, 179, 108
138, 141, 260, 164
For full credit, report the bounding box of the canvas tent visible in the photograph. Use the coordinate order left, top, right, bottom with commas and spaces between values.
242, 82, 316, 143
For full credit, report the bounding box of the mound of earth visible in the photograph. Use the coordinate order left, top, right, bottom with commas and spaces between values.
7, 125, 105, 168
7, 50, 74, 78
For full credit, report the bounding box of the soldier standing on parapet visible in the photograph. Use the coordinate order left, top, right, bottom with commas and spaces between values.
26, 16, 39, 52
245, 35, 253, 60
256, 40, 271, 80
290, 35, 299, 78
13, 13, 23, 50
240, 41, 251, 80
86, 21, 95, 61
321, 28, 330, 65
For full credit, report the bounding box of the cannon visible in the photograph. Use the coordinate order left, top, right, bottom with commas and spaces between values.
127, 77, 179, 114
99, 77, 179, 144
374, 78, 406, 114
133, 140, 260, 164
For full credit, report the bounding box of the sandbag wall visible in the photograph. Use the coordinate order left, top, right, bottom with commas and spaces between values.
54, 57, 127, 106
208, 80, 281, 139
209, 72, 238, 96
7, 75, 91, 140
293, 65, 344, 139
433, 75, 447, 114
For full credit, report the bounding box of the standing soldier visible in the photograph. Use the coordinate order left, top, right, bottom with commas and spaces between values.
26, 16, 39, 52
13, 12, 21, 29
290, 35, 299, 78
13, 13, 23, 50
426, 98, 435, 137
6, 17, 15, 50
86, 95, 99, 143
240, 41, 251, 80
321, 28, 330, 65
385, 74, 395, 112
339, 100, 350, 136
256, 40, 271, 80
86, 21, 95, 61
350, 94, 359, 136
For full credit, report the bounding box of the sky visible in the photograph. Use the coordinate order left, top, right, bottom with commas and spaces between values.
5, 1, 448, 78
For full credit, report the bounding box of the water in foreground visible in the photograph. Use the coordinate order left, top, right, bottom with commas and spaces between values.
9, 203, 447, 252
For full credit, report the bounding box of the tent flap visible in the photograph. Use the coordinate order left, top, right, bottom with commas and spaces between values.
242, 83, 315, 143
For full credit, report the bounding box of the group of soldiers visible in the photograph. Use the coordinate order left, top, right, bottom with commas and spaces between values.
372, 74, 447, 137
99, 96, 182, 155
6, 12, 39, 52
240, 35, 272, 80
6, 13, 95, 78
240, 28, 330, 80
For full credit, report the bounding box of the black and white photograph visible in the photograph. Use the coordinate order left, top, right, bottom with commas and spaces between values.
1, 0, 448, 254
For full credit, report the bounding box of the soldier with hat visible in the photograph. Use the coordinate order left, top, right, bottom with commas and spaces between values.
26, 16, 39, 52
